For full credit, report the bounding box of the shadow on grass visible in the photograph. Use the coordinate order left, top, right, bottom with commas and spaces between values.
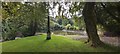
100, 42, 120, 52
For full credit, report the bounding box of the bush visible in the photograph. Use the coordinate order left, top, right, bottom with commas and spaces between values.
2, 27, 17, 41
53, 23, 64, 30
65, 24, 71, 30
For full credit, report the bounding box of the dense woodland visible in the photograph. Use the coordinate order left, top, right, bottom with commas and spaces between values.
1, 2, 120, 47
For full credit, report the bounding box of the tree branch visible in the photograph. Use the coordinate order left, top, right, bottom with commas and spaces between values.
101, 3, 120, 23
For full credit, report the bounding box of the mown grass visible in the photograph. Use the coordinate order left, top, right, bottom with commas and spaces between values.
1, 34, 119, 52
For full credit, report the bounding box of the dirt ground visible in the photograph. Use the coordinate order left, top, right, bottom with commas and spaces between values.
64, 35, 120, 46
36, 32, 120, 46
101, 37, 120, 46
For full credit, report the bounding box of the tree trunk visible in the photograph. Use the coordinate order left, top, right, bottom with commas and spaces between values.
82, 2, 102, 47
46, 16, 51, 40
28, 20, 37, 36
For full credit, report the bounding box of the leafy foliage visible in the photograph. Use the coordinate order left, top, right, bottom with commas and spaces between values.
95, 3, 120, 36
2, 2, 48, 41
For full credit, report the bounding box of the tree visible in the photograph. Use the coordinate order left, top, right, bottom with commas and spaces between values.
2, 2, 25, 40
2, 2, 48, 41
25, 2, 47, 36
46, 16, 51, 40
95, 3, 120, 36
82, 2, 102, 47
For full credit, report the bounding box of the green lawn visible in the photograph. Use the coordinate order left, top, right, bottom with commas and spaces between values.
1, 34, 119, 52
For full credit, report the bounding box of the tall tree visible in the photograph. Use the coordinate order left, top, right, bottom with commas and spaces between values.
46, 16, 51, 40
82, 2, 102, 47
2, 2, 48, 41
46, 3, 51, 40
24, 2, 47, 36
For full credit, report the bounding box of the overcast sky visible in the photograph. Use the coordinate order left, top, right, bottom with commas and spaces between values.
49, 1, 73, 18
49, 1, 82, 19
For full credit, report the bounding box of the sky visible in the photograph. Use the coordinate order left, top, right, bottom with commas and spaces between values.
49, 1, 82, 19
49, 1, 73, 18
